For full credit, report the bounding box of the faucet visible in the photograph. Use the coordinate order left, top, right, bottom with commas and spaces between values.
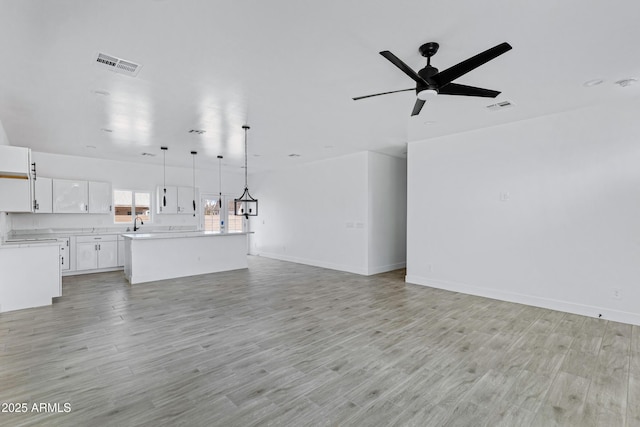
134, 216, 144, 232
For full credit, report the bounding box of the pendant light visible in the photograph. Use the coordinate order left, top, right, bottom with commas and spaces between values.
191, 151, 197, 217
217, 155, 224, 232
234, 125, 258, 219
161, 146, 168, 207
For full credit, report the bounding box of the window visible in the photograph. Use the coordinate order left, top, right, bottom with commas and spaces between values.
114, 190, 151, 223
203, 196, 221, 232
201, 194, 244, 233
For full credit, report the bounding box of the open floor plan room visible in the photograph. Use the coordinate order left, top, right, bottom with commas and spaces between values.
1, 256, 638, 426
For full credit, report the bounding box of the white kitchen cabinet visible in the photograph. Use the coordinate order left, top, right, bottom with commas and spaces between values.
76, 235, 118, 270
0, 146, 33, 213
117, 235, 125, 267
57, 237, 70, 271
34, 177, 53, 213
88, 181, 112, 214
0, 145, 31, 177
156, 185, 177, 214
53, 179, 88, 213
177, 186, 198, 215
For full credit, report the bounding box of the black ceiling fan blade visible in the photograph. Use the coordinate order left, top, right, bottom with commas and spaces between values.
380, 51, 428, 85
411, 98, 425, 116
433, 42, 512, 87
352, 88, 414, 101
438, 83, 500, 98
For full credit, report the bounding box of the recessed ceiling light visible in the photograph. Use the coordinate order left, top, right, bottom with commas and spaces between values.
92, 90, 110, 96
424, 121, 436, 125
583, 79, 604, 87
288, 153, 301, 157
615, 78, 637, 87
100, 128, 113, 133
85, 145, 97, 149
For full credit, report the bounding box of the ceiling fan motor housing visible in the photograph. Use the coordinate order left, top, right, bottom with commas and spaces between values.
418, 66, 439, 94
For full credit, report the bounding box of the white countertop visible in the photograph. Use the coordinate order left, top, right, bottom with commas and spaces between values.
1, 239, 61, 249
122, 231, 249, 240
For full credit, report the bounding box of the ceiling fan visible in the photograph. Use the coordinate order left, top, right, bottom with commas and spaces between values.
353, 42, 512, 116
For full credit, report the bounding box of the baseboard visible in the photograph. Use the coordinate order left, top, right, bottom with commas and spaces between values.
63, 267, 124, 277
405, 274, 640, 326
255, 251, 368, 275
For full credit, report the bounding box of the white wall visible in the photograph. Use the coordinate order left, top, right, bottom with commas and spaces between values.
367, 152, 407, 274
0, 118, 10, 241
406, 98, 640, 326
249, 152, 370, 274
0, 119, 8, 146
10, 152, 245, 232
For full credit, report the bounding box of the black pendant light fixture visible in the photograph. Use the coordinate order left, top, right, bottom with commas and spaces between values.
217, 155, 224, 231
234, 125, 258, 219
161, 146, 168, 207
191, 150, 197, 217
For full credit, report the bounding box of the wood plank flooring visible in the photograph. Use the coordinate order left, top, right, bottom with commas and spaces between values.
1, 256, 639, 426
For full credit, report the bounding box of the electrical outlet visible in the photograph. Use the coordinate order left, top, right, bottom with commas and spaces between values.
613, 288, 622, 299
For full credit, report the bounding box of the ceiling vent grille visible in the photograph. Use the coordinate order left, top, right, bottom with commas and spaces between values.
95, 52, 142, 77
486, 100, 514, 111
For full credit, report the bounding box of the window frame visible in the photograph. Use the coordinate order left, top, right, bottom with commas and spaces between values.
113, 189, 153, 224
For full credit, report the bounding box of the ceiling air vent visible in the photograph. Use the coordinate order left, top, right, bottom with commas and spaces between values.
95, 52, 142, 77
486, 100, 514, 111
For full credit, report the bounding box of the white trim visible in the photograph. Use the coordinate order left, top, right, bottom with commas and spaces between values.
405, 275, 640, 326
254, 251, 368, 276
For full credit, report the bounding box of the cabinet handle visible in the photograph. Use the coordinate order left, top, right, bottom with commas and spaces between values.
95, 244, 97, 250
61, 256, 64, 265
98, 244, 101, 250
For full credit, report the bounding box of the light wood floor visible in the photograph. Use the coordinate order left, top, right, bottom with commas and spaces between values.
1, 256, 639, 426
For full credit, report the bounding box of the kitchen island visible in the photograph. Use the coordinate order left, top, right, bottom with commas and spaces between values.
122, 231, 248, 284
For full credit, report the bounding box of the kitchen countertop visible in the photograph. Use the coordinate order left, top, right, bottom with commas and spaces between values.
122, 231, 249, 240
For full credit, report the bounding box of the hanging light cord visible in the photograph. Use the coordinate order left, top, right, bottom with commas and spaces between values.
243, 125, 249, 189
191, 151, 197, 216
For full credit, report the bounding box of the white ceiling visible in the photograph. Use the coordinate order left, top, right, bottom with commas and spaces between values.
0, 0, 639, 173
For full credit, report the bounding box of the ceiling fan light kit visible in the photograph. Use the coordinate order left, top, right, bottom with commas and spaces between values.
354, 41, 512, 116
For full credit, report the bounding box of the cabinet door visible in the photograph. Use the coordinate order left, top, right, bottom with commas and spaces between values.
88, 181, 112, 214
97, 240, 118, 269
117, 236, 125, 267
34, 177, 53, 213
58, 237, 70, 271
0, 178, 32, 212
76, 242, 98, 270
53, 179, 88, 213
157, 186, 177, 214
177, 186, 197, 215
0, 146, 30, 176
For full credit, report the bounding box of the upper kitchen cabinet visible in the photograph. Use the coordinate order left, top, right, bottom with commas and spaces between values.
34, 177, 53, 213
0, 145, 31, 177
88, 181, 112, 214
156, 185, 177, 214
0, 145, 33, 212
53, 179, 88, 213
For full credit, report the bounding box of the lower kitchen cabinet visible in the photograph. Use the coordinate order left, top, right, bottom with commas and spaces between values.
76, 235, 118, 271
57, 237, 70, 271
